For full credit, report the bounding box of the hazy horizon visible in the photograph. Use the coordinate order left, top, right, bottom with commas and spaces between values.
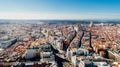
0, 0, 120, 20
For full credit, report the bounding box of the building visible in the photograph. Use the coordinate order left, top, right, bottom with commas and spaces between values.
0, 38, 17, 49
108, 50, 120, 61
23, 47, 40, 59
40, 52, 55, 62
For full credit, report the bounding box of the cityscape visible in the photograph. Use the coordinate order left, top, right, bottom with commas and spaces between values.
1, 0, 120, 67
0, 20, 120, 67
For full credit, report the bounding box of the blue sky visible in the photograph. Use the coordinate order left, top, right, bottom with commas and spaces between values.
0, 0, 120, 19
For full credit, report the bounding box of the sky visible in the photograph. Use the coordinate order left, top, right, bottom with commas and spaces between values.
0, 0, 120, 20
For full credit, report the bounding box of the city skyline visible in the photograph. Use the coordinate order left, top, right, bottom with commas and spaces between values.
0, 0, 120, 19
